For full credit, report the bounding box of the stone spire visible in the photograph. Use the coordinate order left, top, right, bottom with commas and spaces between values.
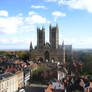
56, 23, 58, 30
30, 42, 33, 51
42, 26, 45, 31
49, 24, 52, 30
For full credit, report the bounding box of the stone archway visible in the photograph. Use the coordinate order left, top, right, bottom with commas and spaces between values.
44, 51, 49, 62
38, 57, 43, 63
51, 58, 55, 63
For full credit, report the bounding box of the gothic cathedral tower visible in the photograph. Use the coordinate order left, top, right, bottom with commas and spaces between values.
37, 27, 45, 49
49, 24, 59, 49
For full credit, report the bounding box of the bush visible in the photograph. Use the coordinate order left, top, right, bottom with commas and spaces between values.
74, 90, 81, 92
32, 65, 47, 81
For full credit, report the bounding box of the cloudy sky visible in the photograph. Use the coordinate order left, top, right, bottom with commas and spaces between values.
0, 0, 92, 50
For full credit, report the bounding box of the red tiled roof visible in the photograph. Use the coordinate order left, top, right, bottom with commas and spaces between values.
7, 68, 17, 73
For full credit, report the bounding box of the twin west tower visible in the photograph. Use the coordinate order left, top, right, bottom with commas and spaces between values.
37, 24, 59, 49
30, 24, 72, 63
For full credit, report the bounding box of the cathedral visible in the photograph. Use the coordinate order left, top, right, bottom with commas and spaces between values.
30, 24, 72, 63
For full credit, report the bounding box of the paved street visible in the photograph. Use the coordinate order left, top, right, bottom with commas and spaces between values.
25, 87, 45, 92
25, 84, 48, 92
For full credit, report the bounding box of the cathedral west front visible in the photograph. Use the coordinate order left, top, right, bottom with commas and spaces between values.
30, 24, 72, 63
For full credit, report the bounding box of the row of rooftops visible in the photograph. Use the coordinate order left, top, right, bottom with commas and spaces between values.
45, 78, 64, 92
0, 73, 14, 81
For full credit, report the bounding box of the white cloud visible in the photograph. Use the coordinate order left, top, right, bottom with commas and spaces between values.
25, 14, 46, 24
0, 37, 37, 49
47, 21, 51, 24
21, 25, 35, 32
0, 38, 31, 44
46, 0, 57, 2
0, 16, 37, 34
17, 13, 23, 16
0, 10, 8, 17
28, 11, 37, 16
0, 16, 23, 34
0, 10, 49, 49
27, 11, 47, 25
52, 11, 66, 21
0, 10, 47, 34
62, 37, 92, 48
59, 0, 92, 13
1, 37, 92, 49
52, 11, 66, 16
31, 5, 46, 9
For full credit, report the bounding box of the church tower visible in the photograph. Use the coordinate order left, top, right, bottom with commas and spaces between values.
37, 27, 45, 49
49, 24, 59, 49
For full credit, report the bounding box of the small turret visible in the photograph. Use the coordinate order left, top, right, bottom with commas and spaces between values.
30, 42, 33, 51
37, 27, 40, 32
56, 24, 58, 30
49, 24, 52, 31
42, 26, 45, 31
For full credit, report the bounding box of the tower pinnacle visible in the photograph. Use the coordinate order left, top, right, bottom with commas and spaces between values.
30, 42, 33, 50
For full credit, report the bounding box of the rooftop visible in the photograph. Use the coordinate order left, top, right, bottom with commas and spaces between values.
0, 72, 14, 81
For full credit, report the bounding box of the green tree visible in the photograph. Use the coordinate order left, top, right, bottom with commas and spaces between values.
78, 52, 92, 75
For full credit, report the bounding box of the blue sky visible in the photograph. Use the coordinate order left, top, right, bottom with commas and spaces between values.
0, 0, 92, 50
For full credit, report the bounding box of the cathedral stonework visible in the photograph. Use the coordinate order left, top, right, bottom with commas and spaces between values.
30, 24, 72, 63
37, 27, 45, 49
49, 24, 59, 49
